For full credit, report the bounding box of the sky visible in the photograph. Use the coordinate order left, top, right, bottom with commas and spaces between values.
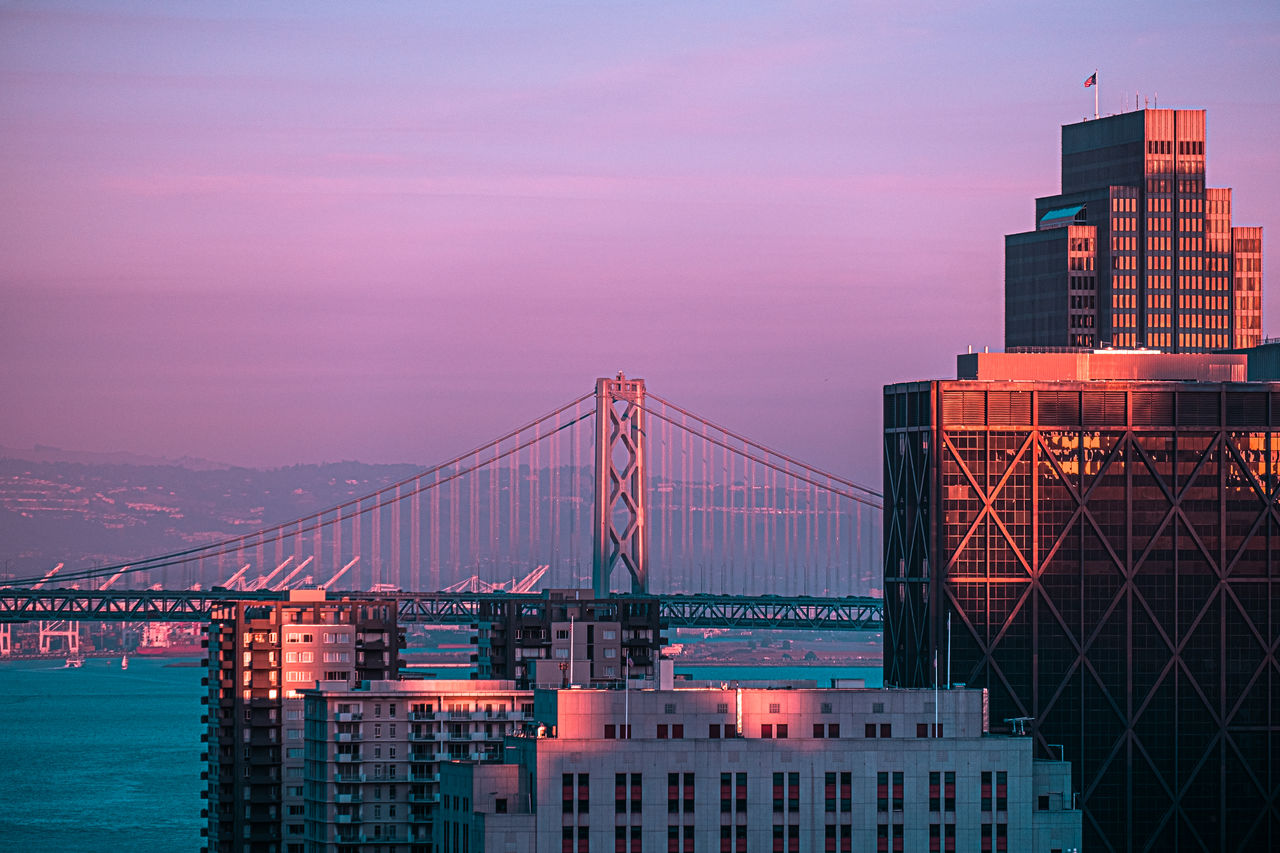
1, 1, 1277, 482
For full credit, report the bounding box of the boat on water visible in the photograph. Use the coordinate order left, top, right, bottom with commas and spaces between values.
121, 654, 129, 671
64, 654, 83, 668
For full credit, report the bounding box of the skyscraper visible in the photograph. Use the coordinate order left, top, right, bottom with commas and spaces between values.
1005, 109, 1263, 352
883, 351, 1280, 852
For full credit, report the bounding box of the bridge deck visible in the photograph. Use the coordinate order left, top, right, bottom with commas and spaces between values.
0, 590, 882, 632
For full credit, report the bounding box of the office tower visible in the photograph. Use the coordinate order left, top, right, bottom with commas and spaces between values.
883, 351, 1280, 852
458, 686, 1081, 853
301, 679, 532, 852
1005, 109, 1263, 352
471, 588, 664, 687
204, 591, 401, 853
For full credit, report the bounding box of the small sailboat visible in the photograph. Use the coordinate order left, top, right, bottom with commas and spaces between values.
121, 654, 129, 671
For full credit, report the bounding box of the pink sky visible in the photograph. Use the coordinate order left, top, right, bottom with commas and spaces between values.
2, 1, 1277, 481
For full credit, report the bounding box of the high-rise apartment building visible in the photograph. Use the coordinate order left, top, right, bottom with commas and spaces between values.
301, 679, 533, 852
204, 591, 401, 853
883, 352, 1280, 852
1005, 109, 1263, 351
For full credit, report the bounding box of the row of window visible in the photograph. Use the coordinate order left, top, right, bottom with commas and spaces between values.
569, 819, 1000, 853
601, 721, 948, 741
561, 769, 1007, 816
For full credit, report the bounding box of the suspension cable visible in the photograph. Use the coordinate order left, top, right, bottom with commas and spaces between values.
647, 392, 881, 499
8, 394, 593, 586
635, 400, 883, 510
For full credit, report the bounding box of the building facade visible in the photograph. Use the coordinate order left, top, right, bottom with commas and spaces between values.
883, 353, 1280, 852
1005, 108, 1263, 351
301, 679, 533, 853
480, 686, 1080, 853
204, 591, 401, 853
472, 589, 664, 688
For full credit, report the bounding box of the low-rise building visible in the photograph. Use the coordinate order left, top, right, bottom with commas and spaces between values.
461, 686, 1083, 853
472, 588, 664, 688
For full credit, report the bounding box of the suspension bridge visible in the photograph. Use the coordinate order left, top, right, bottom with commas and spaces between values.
0, 376, 884, 633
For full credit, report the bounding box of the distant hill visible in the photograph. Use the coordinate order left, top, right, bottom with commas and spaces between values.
0, 444, 232, 471
0, 455, 425, 583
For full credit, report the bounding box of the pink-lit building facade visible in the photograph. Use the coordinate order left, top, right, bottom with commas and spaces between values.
301, 679, 533, 853
1005, 109, 1263, 352
455, 686, 1083, 853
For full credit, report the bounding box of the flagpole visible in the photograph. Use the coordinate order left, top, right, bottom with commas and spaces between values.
1094, 69, 1099, 120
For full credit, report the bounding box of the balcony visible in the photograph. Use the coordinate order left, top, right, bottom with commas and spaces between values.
335, 732, 362, 743
407, 731, 435, 742
409, 771, 440, 784
408, 791, 440, 804
335, 712, 363, 722
334, 773, 366, 784
335, 813, 361, 825
335, 793, 362, 804
335, 753, 361, 764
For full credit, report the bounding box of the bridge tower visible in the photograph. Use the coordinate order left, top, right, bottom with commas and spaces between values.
592, 374, 649, 595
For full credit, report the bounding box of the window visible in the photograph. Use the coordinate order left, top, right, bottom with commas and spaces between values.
776, 724, 788, 739
880, 723, 892, 738
814, 724, 825, 738
865, 723, 877, 738
709, 724, 721, 739
761, 724, 773, 739
829, 723, 840, 738
769, 703, 781, 714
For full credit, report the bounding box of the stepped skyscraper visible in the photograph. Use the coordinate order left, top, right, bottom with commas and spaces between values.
1006, 108, 1263, 351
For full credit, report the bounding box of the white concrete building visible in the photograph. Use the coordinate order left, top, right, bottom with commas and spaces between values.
473, 686, 1082, 853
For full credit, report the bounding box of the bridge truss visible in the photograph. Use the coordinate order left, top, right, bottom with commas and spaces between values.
0, 589, 882, 633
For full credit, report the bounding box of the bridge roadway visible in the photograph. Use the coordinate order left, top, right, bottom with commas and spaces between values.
0, 589, 883, 632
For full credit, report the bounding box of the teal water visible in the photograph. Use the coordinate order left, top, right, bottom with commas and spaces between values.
0, 656, 204, 852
